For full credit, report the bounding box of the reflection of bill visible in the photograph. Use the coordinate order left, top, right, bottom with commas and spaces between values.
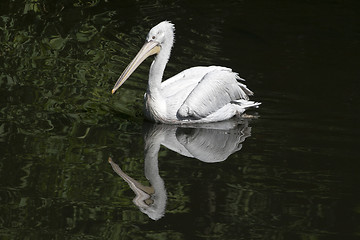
108, 157, 165, 220
109, 119, 252, 220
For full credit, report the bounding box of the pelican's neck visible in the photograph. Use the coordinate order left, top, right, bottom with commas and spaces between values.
147, 40, 173, 95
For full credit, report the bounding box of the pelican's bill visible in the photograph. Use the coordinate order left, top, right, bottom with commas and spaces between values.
112, 41, 160, 94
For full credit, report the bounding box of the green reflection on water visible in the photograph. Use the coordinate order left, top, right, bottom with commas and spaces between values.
1, 0, 359, 239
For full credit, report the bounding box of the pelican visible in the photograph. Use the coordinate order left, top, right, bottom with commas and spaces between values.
112, 21, 260, 124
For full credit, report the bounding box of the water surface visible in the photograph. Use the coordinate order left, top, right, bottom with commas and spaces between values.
1, 0, 359, 239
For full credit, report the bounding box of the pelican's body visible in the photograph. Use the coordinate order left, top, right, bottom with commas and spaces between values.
112, 21, 260, 124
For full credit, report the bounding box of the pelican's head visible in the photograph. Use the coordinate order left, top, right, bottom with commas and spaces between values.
146, 21, 174, 46
112, 21, 175, 94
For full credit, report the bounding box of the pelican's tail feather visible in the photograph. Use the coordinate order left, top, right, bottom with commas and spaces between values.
237, 82, 254, 97
235, 75, 254, 97
232, 99, 261, 109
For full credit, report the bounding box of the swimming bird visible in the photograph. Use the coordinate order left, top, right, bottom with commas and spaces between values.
112, 21, 260, 124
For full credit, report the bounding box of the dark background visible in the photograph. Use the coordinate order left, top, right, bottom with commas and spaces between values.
1, 0, 359, 239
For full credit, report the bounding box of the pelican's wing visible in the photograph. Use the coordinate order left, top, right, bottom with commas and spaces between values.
177, 69, 253, 119
161, 66, 231, 99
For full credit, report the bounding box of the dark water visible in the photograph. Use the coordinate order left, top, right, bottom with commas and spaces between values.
1, 0, 360, 239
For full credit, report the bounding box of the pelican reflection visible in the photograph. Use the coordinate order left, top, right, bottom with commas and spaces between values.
109, 119, 253, 220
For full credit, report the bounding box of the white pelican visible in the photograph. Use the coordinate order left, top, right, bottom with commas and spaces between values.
112, 21, 260, 124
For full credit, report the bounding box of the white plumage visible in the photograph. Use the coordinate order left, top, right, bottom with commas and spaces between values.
112, 21, 260, 124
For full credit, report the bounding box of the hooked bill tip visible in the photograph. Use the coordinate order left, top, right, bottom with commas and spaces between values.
111, 89, 116, 94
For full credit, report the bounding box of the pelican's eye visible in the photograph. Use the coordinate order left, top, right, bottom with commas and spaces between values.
152, 35, 155, 39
